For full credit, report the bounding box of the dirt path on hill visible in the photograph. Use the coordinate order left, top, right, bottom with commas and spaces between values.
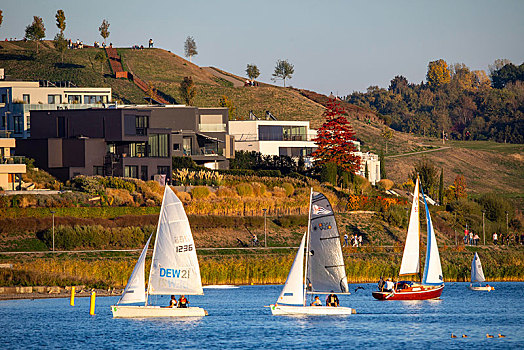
202, 67, 245, 87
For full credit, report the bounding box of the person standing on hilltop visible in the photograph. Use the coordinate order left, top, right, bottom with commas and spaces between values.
149, 38, 153, 48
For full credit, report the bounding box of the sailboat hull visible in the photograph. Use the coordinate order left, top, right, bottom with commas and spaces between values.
111, 305, 207, 318
270, 304, 356, 316
372, 284, 444, 300
468, 284, 494, 291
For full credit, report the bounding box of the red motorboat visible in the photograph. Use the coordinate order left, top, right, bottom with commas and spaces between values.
372, 281, 444, 300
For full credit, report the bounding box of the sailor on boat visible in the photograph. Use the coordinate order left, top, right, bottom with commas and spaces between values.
178, 295, 189, 308
326, 292, 339, 307
311, 296, 322, 306
169, 295, 177, 308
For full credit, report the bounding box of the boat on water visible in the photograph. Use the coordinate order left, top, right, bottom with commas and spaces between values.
372, 178, 444, 301
111, 186, 207, 318
270, 189, 356, 316
469, 252, 494, 291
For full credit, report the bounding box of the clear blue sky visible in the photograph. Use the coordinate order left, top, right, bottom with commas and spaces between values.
2, 0, 523, 95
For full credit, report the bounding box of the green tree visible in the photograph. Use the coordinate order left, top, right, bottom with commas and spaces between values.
54, 33, 68, 63
94, 50, 106, 74
426, 59, 451, 87
410, 158, 438, 197
55, 9, 66, 33
179, 76, 197, 105
272, 59, 294, 87
320, 162, 337, 186
184, 36, 198, 62
25, 16, 46, 54
452, 174, 467, 200
364, 162, 369, 180
219, 95, 236, 120
388, 75, 408, 94
379, 150, 386, 179
381, 126, 394, 154
246, 64, 260, 82
99, 19, 110, 43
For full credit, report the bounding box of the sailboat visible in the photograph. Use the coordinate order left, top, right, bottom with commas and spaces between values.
111, 186, 207, 317
372, 178, 444, 300
469, 252, 494, 291
270, 189, 356, 315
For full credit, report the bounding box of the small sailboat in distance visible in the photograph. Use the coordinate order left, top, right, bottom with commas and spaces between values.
468, 252, 494, 291
372, 177, 444, 300
111, 186, 207, 317
270, 189, 356, 315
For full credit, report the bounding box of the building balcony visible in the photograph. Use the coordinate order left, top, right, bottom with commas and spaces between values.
198, 123, 227, 132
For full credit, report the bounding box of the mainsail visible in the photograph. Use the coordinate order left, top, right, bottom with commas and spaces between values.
471, 252, 486, 283
420, 185, 443, 285
117, 235, 152, 304
399, 177, 421, 276
277, 233, 306, 305
148, 186, 203, 296
306, 192, 349, 293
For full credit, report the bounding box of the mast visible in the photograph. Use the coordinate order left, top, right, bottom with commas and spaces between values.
145, 185, 168, 305
302, 188, 313, 306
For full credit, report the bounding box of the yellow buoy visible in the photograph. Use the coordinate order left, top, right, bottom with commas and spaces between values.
89, 291, 96, 315
70, 286, 75, 306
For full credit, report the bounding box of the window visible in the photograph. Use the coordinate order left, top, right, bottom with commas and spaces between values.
107, 143, 116, 154
124, 165, 139, 178
259, 126, 282, 141
140, 166, 148, 181
13, 115, 23, 134
57, 117, 66, 137
68, 95, 82, 104
135, 115, 148, 135
93, 166, 104, 176
149, 133, 169, 157
84, 95, 108, 104
130, 142, 147, 157
23, 94, 30, 104
182, 137, 192, 156
199, 114, 225, 132
157, 166, 170, 175
48, 95, 62, 104
173, 143, 180, 151
258, 125, 307, 141
1, 94, 6, 103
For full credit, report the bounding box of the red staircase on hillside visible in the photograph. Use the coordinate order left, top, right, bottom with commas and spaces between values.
104, 48, 169, 104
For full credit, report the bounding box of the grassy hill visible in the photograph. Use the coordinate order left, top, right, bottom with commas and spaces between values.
1, 41, 522, 200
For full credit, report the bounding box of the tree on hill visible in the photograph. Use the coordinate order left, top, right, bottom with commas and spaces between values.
55, 10, 66, 34
99, 19, 110, 44
219, 95, 236, 120
246, 64, 260, 82
311, 99, 360, 173
272, 59, 294, 87
184, 36, 198, 62
410, 158, 438, 198
388, 75, 409, 94
426, 59, 451, 87
180, 76, 197, 105
381, 126, 394, 154
25, 16, 46, 54
94, 50, 106, 74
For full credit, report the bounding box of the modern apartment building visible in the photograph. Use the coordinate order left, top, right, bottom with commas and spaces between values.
0, 138, 26, 190
0, 79, 111, 138
228, 120, 318, 166
16, 105, 233, 182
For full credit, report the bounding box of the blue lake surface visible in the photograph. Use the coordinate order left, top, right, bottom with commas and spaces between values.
1, 282, 523, 349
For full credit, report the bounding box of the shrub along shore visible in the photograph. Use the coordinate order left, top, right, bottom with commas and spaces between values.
1, 245, 522, 290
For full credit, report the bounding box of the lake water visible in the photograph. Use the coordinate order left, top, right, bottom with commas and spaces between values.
1, 282, 523, 349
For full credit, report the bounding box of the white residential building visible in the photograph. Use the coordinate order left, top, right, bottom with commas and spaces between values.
0, 79, 111, 138
0, 138, 26, 190
228, 119, 318, 166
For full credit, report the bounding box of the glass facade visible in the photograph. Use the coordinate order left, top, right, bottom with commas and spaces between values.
148, 133, 169, 157
259, 125, 307, 141
68, 95, 82, 104
130, 142, 147, 157
84, 95, 108, 104
124, 165, 138, 178
278, 147, 316, 157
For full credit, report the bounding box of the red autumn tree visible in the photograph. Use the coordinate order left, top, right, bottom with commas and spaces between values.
311, 99, 360, 173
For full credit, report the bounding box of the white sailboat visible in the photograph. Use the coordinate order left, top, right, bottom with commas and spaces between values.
111, 186, 207, 318
372, 178, 444, 300
468, 252, 494, 291
270, 189, 356, 316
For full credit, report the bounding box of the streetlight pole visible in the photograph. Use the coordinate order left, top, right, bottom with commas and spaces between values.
263, 208, 267, 248
482, 211, 485, 246
50, 210, 55, 251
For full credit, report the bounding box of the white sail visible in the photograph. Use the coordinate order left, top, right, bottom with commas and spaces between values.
148, 186, 203, 296
471, 252, 486, 283
118, 235, 152, 304
277, 233, 306, 305
420, 185, 444, 285
399, 178, 421, 276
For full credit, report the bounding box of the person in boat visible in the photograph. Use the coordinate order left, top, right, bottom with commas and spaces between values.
385, 278, 395, 292
310, 296, 322, 306
169, 295, 177, 308
378, 276, 385, 292
178, 295, 189, 308
326, 292, 339, 307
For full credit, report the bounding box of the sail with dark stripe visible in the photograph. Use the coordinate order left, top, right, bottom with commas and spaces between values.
306, 192, 349, 293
